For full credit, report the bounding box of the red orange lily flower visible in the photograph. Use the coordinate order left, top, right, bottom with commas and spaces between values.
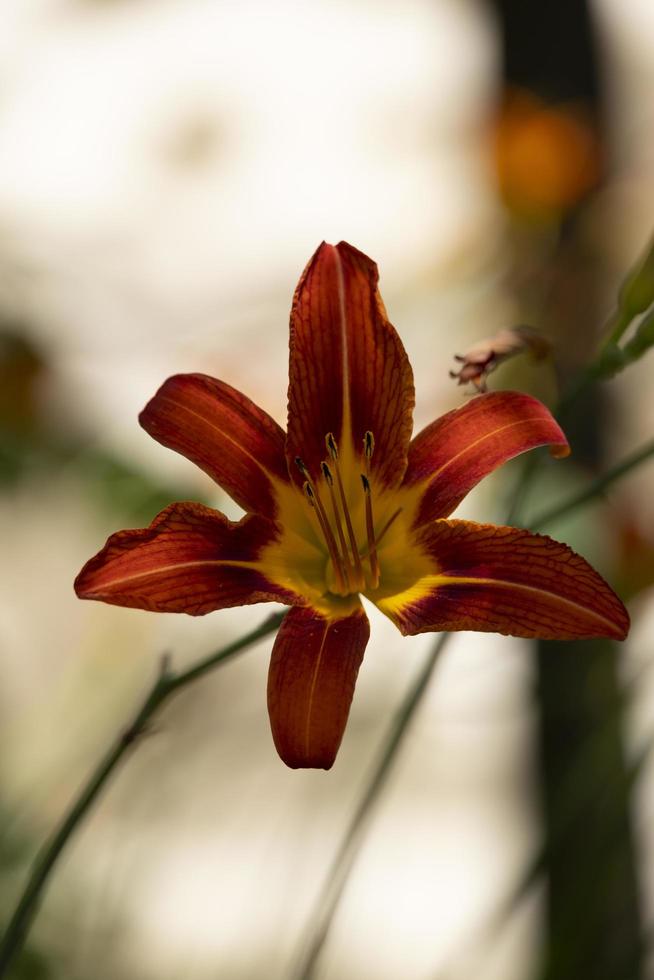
75, 243, 629, 769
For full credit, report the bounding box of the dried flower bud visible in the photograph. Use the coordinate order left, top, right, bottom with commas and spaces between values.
449, 326, 551, 393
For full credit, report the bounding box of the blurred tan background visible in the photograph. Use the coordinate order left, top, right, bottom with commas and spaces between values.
1, 1, 653, 978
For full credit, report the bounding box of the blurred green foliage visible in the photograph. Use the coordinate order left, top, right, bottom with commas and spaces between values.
592, 236, 654, 381
0, 327, 201, 523
618, 236, 654, 323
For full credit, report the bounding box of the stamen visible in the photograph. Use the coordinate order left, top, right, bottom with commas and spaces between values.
321, 460, 351, 589
325, 433, 365, 588
364, 431, 375, 494
326, 433, 338, 460
361, 474, 380, 589
303, 481, 347, 594
299, 457, 347, 583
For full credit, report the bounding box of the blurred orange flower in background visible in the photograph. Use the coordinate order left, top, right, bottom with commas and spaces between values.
494, 88, 603, 218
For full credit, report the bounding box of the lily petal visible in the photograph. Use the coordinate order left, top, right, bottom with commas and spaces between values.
376, 520, 629, 641
267, 604, 370, 769
75, 502, 299, 614
139, 374, 289, 519
286, 242, 415, 489
404, 391, 569, 525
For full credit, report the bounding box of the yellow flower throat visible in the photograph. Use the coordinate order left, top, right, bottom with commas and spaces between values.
295, 431, 400, 598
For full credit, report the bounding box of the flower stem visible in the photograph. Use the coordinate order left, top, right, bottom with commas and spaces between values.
0, 609, 286, 979
291, 631, 449, 980
529, 437, 654, 530
601, 307, 634, 352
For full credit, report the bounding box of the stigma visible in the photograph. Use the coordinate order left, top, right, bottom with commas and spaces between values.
296, 431, 384, 596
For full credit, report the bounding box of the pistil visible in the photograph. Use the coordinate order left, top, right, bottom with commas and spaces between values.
361, 474, 380, 588
373, 506, 402, 550
362, 430, 380, 588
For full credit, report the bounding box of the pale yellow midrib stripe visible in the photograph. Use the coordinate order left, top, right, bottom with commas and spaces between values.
304, 622, 330, 758
95, 558, 259, 590
424, 418, 551, 484
162, 397, 279, 483
335, 248, 352, 437
433, 574, 619, 631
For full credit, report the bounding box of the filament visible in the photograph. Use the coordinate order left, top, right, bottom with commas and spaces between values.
303, 482, 348, 594
297, 432, 385, 595
321, 461, 352, 590
325, 433, 365, 589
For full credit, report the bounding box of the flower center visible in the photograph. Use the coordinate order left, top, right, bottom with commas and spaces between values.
295, 432, 400, 597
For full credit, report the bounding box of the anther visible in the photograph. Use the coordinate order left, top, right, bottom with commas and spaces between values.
303, 480, 315, 503
320, 461, 333, 486
363, 431, 375, 482
326, 433, 338, 460
361, 474, 380, 589
295, 456, 309, 477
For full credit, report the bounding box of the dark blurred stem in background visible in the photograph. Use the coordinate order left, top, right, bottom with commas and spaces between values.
492, 2, 644, 977
535, 641, 643, 980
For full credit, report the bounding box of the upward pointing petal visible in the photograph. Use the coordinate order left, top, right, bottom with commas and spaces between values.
286, 242, 415, 489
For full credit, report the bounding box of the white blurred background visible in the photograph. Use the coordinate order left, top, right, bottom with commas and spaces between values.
1, 2, 653, 978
